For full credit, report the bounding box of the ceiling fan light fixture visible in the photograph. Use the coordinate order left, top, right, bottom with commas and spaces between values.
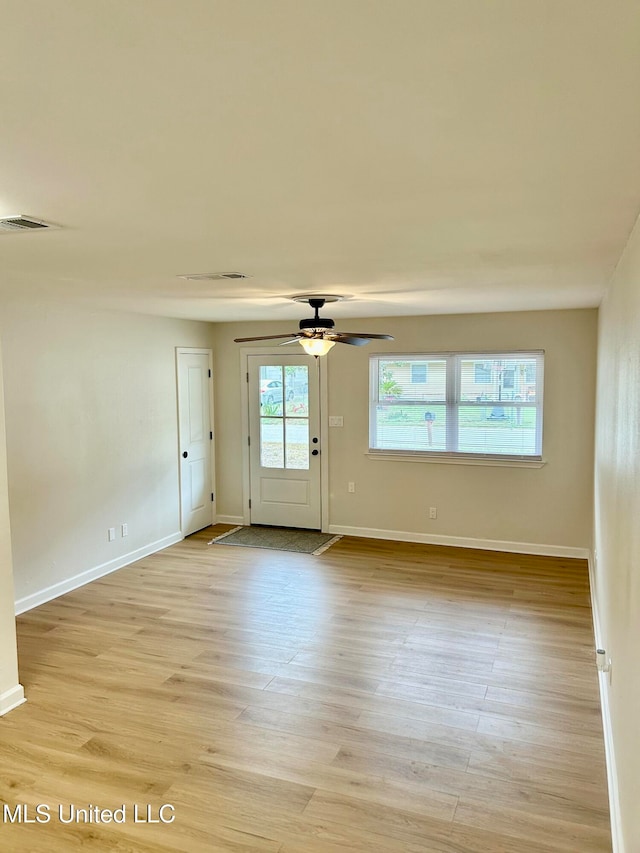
299, 337, 335, 356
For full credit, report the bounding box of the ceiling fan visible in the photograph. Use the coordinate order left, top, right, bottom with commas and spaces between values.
234, 295, 394, 356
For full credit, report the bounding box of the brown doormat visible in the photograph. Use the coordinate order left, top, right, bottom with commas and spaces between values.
208, 525, 341, 555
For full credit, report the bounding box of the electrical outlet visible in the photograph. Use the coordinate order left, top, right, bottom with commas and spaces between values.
108, 527, 116, 542
348, 481, 355, 493
121, 523, 128, 537
429, 506, 437, 519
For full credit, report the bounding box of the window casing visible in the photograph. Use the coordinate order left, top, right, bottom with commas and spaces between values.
369, 352, 544, 460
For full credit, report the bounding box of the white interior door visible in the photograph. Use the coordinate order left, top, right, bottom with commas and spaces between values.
177, 349, 214, 535
248, 354, 321, 529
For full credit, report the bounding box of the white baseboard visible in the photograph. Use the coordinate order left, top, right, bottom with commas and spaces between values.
0, 684, 26, 716
14, 532, 184, 615
216, 515, 244, 526
327, 524, 589, 560
588, 552, 624, 853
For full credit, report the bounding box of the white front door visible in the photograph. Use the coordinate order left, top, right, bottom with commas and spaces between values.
248, 354, 321, 529
177, 349, 214, 535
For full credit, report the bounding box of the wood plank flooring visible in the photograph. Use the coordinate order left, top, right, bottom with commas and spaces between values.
0, 527, 611, 851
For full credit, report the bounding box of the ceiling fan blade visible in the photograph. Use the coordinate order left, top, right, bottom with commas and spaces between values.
334, 332, 395, 340
329, 335, 372, 346
233, 332, 298, 342
278, 338, 304, 346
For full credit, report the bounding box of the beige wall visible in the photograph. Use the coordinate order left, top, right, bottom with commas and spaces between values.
214, 308, 597, 551
0, 299, 214, 605
594, 214, 640, 852
0, 343, 22, 713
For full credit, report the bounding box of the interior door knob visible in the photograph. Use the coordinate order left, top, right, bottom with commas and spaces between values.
311, 449, 319, 456
182, 451, 188, 458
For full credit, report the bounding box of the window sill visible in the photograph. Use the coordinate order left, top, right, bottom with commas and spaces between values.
366, 451, 546, 469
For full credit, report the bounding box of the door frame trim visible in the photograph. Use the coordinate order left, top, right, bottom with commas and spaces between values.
239, 347, 329, 531
176, 347, 215, 536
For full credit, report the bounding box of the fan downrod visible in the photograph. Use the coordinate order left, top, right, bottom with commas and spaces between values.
299, 298, 335, 331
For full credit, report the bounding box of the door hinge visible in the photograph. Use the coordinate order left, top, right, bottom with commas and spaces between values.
211, 492, 214, 502
246, 372, 249, 383
210, 431, 213, 440
248, 499, 251, 509
248, 435, 251, 446
208, 369, 211, 378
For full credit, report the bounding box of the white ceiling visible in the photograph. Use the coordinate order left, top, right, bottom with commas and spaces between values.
1, 1, 640, 324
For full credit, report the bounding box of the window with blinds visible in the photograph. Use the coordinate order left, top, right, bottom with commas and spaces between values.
369, 352, 544, 460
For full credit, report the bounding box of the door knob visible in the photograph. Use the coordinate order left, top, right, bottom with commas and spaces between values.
311, 449, 319, 456
182, 451, 188, 458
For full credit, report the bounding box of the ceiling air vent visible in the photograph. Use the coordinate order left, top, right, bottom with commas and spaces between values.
177, 272, 250, 281
0, 215, 59, 233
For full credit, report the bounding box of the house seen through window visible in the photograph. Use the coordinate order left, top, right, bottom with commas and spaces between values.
370, 352, 544, 460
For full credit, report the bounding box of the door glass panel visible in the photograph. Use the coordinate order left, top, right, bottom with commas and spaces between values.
285, 418, 309, 469
284, 365, 309, 415
260, 418, 284, 468
258, 364, 311, 470
259, 365, 284, 416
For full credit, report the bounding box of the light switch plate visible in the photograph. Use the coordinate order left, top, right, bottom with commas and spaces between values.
328, 416, 344, 427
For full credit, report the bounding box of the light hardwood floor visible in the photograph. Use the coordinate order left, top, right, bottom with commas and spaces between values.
0, 527, 611, 852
